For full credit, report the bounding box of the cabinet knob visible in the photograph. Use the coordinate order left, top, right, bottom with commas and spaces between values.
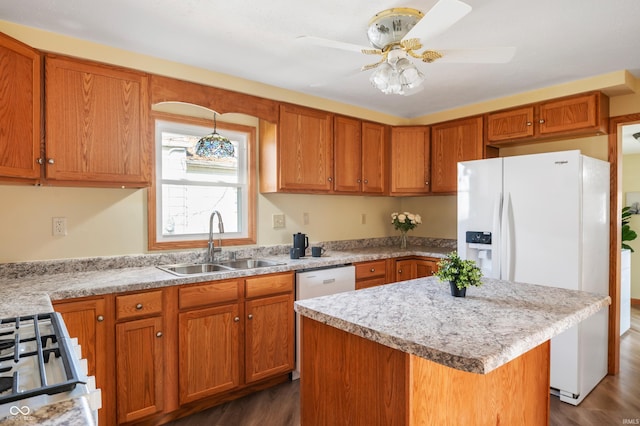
398, 269, 403, 274
156, 331, 163, 338
97, 315, 104, 322
234, 317, 240, 322
328, 177, 333, 182
248, 314, 254, 320
36, 158, 44, 165
363, 179, 368, 184
526, 121, 532, 126
135, 303, 143, 310
539, 119, 545, 124
425, 181, 429, 186
47, 158, 55, 165
370, 268, 375, 272
357, 179, 361, 183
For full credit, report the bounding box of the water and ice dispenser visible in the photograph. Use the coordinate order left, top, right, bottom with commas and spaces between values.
462, 231, 495, 277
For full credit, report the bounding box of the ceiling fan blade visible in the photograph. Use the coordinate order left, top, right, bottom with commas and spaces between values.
402, 0, 472, 45
296, 36, 368, 53
434, 47, 517, 63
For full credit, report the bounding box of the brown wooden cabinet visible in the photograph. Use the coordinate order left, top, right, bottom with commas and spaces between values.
390, 126, 430, 195
486, 91, 609, 145
44, 55, 150, 187
393, 257, 440, 282
0, 32, 42, 182
276, 104, 333, 192
334, 118, 388, 194
355, 260, 388, 289
416, 258, 438, 278
431, 116, 483, 193
114, 290, 165, 423
54, 296, 114, 426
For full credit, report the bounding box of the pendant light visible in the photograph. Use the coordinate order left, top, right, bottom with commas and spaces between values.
195, 113, 235, 158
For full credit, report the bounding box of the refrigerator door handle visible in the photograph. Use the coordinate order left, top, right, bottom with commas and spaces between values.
501, 192, 514, 281
493, 192, 502, 279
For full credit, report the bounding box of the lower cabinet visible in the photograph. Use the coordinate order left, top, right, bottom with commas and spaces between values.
52, 270, 302, 424
355, 260, 388, 289
393, 257, 440, 283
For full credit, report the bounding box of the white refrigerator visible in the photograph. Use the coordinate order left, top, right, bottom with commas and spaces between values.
457, 150, 609, 406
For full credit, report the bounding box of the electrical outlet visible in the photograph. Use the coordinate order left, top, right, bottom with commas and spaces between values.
303, 212, 309, 225
272, 214, 285, 229
361, 213, 366, 224
52, 217, 67, 236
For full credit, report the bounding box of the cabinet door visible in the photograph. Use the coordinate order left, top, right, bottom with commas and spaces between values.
0, 33, 41, 180
395, 259, 417, 282
390, 126, 430, 195
333, 116, 362, 193
538, 93, 600, 135
45, 55, 150, 186
245, 293, 294, 383
116, 316, 164, 423
486, 107, 534, 142
278, 104, 333, 192
54, 297, 113, 426
416, 258, 438, 278
178, 304, 240, 404
361, 122, 388, 194
431, 116, 483, 193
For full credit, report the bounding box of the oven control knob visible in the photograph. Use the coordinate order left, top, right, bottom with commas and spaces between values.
156, 331, 163, 338
136, 303, 143, 310
97, 315, 104, 322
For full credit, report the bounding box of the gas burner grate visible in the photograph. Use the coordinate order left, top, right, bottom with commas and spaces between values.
0, 313, 85, 405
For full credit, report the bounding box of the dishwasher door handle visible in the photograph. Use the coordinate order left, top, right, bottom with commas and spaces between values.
322, 278, 336, 284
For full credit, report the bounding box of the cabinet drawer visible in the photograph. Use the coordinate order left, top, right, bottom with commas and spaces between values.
355, 260, 387, 280
356, 277, 387, 290
116, 290, 163, 320
245, 272, 294, 299
179, 280, 240, 310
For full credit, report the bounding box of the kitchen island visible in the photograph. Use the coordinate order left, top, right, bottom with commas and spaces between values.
294, 277, 610, 425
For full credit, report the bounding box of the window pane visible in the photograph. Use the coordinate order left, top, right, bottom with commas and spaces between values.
161, 184, 239, 237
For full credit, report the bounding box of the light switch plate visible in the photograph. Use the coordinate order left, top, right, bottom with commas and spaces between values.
272, 214, 285, 229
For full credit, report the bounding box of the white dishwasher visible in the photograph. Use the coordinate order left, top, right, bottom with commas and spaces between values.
293, 264, 356, 379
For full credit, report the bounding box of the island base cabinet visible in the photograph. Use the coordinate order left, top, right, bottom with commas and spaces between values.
300, 317, 550, 426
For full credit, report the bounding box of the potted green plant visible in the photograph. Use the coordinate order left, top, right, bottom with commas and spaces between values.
622, 206, 637, 252
434, 251, 483, 297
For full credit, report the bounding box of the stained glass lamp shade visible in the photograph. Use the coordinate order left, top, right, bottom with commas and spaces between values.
195, 114, 235, 158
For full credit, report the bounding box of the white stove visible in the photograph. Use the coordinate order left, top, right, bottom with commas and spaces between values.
0, 313, 101, 423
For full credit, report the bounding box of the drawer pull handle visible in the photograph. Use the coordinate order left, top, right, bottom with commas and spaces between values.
135, 303, 143, 310
156, 331, 163, 338
97, 315, 104, 322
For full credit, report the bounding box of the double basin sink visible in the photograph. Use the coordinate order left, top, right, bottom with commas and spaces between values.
158, 258, 285, 277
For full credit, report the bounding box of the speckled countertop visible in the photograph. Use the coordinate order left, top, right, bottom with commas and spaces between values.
294, 277, 610, 374
0, 238, 453, 318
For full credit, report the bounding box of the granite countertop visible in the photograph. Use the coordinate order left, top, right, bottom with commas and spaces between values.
294, 277, 611, 374
0, 243, 452, 318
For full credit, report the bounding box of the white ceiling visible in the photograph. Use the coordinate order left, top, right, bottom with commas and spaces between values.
1, 0, 639, 119
622, 124, 640, 155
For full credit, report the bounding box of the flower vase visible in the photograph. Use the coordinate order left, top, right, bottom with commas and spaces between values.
399, 230, 408, 249
449, 281, 467, 297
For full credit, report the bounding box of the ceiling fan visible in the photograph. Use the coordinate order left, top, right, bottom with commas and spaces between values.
299, 0, 516, 95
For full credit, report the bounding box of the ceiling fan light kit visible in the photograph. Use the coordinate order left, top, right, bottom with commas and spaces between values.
369, 49, 425, 95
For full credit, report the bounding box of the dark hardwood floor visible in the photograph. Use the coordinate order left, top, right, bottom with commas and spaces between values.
168, 307, 640, 426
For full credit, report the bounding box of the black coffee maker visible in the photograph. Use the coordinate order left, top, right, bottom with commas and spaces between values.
292, 232, 309, 257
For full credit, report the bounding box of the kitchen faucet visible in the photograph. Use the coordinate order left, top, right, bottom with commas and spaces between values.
207, 210, 224, 263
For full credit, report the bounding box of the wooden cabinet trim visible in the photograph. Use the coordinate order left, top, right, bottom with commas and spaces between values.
179, 279, 240, 310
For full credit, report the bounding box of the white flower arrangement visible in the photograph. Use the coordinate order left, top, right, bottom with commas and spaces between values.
391, 211, 422, 232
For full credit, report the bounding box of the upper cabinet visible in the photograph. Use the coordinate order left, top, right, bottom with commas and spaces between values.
431, 116, 483, 193
334, 117, 388, 194
390, 126, 430, 195
486, 92, 609, 146
0, 33, 42, 182
261, 104, 333, 193
45, 55, 151, 186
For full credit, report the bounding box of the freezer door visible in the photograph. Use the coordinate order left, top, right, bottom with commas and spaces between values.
457, 158, 502, 278
501, 151, 581, 288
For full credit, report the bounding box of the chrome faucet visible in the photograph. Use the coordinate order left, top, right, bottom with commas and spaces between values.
207, 210, 224, 263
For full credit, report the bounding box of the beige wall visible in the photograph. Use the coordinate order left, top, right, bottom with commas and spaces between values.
0, 21, 638, 263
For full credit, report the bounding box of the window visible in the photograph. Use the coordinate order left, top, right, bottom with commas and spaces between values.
148, 113, 256, 250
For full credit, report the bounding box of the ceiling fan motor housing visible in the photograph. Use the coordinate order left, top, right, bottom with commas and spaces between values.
366, 8, 424, 50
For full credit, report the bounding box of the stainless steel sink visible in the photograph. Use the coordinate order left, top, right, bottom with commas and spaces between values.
218, 258, 285, 269
158, 258, 284, 276
158, 263, 235, 276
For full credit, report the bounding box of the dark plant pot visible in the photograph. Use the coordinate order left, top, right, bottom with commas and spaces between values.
449, 281, 466, 297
